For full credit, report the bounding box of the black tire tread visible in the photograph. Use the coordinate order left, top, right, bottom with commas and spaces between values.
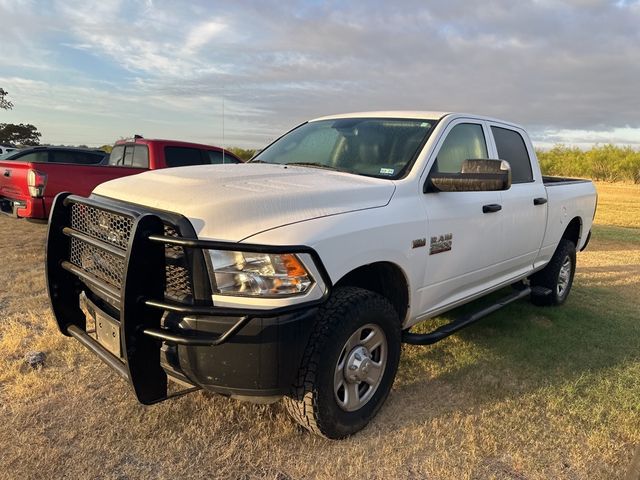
530, 238, 576, 306
283, 286, 399, 439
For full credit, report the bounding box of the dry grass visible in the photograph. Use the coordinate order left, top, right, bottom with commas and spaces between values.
0, 182, 639, 480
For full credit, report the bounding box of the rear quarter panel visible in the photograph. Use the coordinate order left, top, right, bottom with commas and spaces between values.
0, 161, 30, 200
535, 180, 597, 269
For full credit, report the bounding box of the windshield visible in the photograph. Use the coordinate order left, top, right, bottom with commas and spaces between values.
252, 117, 436, 179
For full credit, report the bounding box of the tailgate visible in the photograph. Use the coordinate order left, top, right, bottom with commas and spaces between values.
0, 161, 30, 200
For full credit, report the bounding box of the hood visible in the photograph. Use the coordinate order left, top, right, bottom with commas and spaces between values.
93, 163, 396, 242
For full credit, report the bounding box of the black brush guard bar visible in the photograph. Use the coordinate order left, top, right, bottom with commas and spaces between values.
46, 192, 331, 404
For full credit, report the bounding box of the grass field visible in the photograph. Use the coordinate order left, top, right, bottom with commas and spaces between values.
0, 183, 638, 479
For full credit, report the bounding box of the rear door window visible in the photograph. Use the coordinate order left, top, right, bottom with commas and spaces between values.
164, 146, 205, 167
491, 126, 533, 183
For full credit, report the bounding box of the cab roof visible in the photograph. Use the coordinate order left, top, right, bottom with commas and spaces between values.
114, 138, 226, 150
310, 111, 525, 130
311, 111, 451, 122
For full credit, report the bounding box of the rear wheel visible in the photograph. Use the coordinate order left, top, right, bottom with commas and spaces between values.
530, 238, 576, 306
284, 287, 401, 439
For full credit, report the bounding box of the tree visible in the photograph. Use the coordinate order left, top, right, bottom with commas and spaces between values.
0, 123, 42, 146
0, 88, 13, 110
0, 88, 42, 146
228, 147, 257, 160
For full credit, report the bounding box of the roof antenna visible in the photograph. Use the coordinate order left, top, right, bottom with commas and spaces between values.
222, 89, 225, 164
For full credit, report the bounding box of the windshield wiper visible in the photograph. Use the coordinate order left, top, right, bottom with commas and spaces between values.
285, 162, 342, 171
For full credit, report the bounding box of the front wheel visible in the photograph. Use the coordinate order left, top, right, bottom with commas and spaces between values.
284, 287, 401, 439
530, 238, 576, 306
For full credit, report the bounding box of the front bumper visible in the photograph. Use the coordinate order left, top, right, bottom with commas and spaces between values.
46, 193, 330, 404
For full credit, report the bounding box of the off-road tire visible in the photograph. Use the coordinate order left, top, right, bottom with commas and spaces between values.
530, 238, 576, 306
283, 287, 401, 439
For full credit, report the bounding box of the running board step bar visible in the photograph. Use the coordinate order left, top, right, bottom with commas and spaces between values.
531, 286, 553, 296
402, 288, 531, 345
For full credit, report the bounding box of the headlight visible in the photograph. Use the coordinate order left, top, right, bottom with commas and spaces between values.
209, 250, 313, 297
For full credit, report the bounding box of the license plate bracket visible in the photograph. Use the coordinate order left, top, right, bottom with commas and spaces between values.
80, 292, 122, 358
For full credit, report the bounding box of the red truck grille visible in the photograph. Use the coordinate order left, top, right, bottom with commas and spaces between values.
68, 203, 193, 302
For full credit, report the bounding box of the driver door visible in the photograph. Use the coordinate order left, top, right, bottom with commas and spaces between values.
417, 120, 506, 317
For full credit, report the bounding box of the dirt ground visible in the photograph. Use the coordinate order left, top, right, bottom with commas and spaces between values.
0, 182, 638, 479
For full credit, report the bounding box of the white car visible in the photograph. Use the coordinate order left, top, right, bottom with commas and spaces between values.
0, 145, 18, 157
46, 111, 597, 438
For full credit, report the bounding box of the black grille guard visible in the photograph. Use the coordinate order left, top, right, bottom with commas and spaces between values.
46, 192, 331, 404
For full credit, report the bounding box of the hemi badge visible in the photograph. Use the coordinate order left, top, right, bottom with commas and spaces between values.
412, 238, 427, 249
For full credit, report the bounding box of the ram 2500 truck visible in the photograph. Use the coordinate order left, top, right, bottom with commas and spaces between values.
46, 112, 597, 439
1, 138, 240, 220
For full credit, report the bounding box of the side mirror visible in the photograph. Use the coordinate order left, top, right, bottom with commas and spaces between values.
425, 159, 512, 193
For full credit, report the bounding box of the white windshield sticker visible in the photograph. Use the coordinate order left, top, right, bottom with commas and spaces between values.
380, 167, 394, 175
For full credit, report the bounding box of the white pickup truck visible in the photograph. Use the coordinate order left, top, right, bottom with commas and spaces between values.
46, 111, 597, 438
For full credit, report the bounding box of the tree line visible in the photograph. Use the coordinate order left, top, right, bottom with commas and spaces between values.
0, 87, 42, 145
536, 144, 640, 184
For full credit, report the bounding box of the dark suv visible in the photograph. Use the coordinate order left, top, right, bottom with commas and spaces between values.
2, 146, 107, 165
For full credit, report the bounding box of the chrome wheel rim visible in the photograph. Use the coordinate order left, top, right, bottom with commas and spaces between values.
334, 323, 387, 412
557, 256, 572, 297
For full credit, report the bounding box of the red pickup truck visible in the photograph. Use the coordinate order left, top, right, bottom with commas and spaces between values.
0, 138, 241, 220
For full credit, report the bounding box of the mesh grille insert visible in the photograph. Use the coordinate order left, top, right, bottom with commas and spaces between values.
70, 237, 125, 288
71, 204, 133, 250
68, 204, 194, 303
163, 225, 193, 301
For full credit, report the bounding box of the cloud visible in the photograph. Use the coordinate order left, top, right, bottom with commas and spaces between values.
184, 20, 228, 53
0, 0, 639, 147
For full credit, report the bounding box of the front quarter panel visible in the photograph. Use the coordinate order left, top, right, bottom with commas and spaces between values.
242, 195, 427, 326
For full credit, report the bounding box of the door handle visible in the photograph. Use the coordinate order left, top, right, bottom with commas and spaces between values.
482, 204, 502, 213
3, 170, 9, 177
533, 197, 548, 205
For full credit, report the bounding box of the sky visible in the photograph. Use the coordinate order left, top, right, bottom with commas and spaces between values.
0, 0, 639, 149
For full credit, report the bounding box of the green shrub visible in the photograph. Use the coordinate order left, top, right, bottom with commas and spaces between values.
536, 144, 640, 183
228, 147, 257, 161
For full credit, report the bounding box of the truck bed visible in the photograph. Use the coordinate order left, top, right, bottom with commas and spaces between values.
534, 177, 597, 270
542, 175, 592, 186
0, 160, 145, 219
